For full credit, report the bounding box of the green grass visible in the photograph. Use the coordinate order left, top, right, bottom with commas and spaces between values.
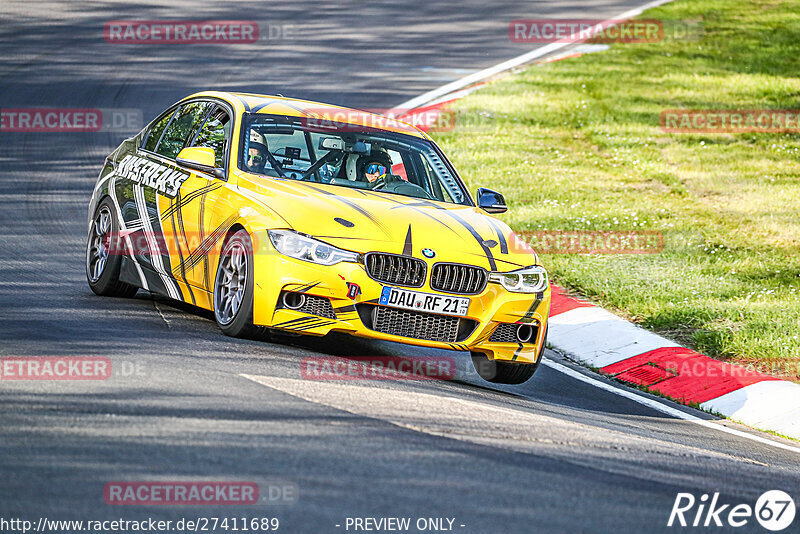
433, 0, 800, 378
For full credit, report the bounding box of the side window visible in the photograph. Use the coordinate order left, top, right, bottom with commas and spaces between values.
155, 101, 211, 160
386, 149, 407, 180
191, 106, 230, 168
142, 108, 176, 152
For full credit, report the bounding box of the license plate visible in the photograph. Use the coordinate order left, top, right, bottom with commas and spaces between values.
379, 286, 470, 317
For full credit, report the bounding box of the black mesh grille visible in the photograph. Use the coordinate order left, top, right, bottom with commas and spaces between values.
365, 253, 426, 287
300, 295, 336, 319
489, 323, 520, 343
368, 306, 473, 343
280, 292, 336, 319
430, 263, 488, 294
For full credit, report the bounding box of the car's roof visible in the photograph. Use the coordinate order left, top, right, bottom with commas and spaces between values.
183, 91, 429, 139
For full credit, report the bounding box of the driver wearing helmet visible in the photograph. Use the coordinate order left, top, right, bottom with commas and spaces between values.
357, 150, 394, 189
246, 130, 268, 173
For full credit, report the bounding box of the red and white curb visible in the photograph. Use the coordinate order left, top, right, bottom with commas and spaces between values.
549, 285, 800, 440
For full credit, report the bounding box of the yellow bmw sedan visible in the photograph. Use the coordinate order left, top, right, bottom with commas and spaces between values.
86, 91, 550, 384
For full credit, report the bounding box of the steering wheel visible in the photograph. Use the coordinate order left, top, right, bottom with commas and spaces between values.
373, 175, 433, 199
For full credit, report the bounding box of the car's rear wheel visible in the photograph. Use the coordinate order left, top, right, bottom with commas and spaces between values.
86, 198, 138, 298
213, 229, 266, 339
471, 325, 548, 385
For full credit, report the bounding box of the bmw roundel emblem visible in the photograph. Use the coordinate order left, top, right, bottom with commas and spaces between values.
421, 248, 436, 259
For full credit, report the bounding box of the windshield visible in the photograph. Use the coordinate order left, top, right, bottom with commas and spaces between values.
239, 113, 471, 205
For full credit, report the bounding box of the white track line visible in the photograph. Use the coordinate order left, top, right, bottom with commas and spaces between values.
391, 0, 675, 112
542, 359, 800, 455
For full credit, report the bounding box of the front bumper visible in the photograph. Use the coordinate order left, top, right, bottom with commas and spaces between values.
252, 252, 550, 364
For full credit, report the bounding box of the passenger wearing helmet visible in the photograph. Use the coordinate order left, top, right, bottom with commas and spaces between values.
246, 130, 268, 173
357, 150, 394, 189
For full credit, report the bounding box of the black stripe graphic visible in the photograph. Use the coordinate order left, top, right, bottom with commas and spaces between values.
402, 225, 413, 256
160, 183, 222, 222
169, 193, 195, 305
370, 193, 462, 237
176, 215, 237, 273
297, 183, 391, 237
291, 320, 336, 331
486, 218, 509, 254
517, 299, 542, 324
388, 198, 497, 270
232, 94, 252, 112
290, 281, 321, 293
199, 186, 210, 288
274, 316, 320, 328
475, 329, 494, 345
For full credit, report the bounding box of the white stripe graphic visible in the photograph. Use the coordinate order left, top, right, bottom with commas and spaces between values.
125, 219, 145, 231
152, 185, 185, 301
133, 184, 180, 300
107, 174, 148, 290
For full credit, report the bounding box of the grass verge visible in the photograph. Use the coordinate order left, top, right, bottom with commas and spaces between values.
433, 0, 800, 379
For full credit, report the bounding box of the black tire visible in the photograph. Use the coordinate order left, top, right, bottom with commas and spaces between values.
472, 353, 538, 384
471, 325, 548, 385
213, 229, 266, 339
86, 197, 138, 298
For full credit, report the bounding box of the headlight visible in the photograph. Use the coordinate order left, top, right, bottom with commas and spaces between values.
489, 266, 548, 293
268, 229, 359, 266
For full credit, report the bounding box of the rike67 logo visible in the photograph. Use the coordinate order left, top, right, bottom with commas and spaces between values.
668, 490, 795, 531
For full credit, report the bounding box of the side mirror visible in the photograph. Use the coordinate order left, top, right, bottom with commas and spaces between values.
176, 147, 224, 179
476, 187, 507, 213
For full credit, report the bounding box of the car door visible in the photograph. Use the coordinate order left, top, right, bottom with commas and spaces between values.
117, 100, 211, 303
161, 103, 234, 306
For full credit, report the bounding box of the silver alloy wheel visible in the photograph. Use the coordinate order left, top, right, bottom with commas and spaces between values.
214, 240, 248, 325
87, 206, 112, 283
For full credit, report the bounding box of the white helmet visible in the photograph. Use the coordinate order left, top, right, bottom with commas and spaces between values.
249, 129, 268, 152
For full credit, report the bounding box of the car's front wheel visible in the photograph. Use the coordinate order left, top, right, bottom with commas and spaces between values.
471, 353, 539, 384
86, 198, 138, 298
471, 325, 547, 385
213, 229, 265, 339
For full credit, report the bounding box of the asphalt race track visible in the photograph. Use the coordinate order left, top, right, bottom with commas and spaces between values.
1, 1, 799, 533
